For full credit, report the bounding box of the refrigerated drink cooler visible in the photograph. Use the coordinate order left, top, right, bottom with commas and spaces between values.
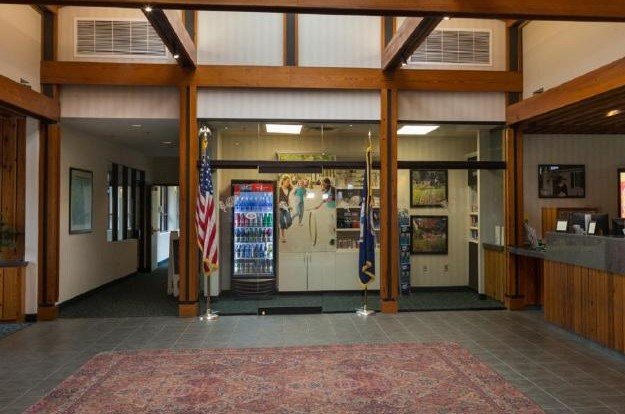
231, 181, 277, 297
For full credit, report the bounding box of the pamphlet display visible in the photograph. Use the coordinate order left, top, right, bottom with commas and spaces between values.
399, 210, 411, 294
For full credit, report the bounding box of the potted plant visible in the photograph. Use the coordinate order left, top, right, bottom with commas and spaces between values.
0, 216, 17, 261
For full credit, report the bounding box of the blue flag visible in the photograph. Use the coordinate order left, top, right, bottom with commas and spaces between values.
358, 146, 375, 285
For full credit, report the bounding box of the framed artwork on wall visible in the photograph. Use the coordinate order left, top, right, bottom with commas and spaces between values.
69, 168, 93, 234
410, 169, 448, 208
538, 164, 585, 198
410, 215, 448, 255
619, 168, 625, 219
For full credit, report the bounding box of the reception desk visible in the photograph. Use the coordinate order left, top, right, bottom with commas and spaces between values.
509, 233, 625, 353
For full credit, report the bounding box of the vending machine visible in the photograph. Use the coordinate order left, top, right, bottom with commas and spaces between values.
231, 180, 277, 296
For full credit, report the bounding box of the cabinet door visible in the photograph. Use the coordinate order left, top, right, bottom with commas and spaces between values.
278, 253, 308, 292
334, 252, 361, 290
308, 252, 336, 291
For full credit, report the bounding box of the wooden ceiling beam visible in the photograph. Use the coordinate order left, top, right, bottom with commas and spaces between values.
12, 0, 625, 21
0, 75, 59, 122
143, 9, 197, 68
382, 17, 441, 72
41, 61, 523, 92
507, 55, 625, 125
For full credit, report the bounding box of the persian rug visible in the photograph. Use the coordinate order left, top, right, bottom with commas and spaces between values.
26, 343, 543, 414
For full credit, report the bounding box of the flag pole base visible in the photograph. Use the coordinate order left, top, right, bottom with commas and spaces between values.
199, 309, 220, 321
355, 305, 375, 317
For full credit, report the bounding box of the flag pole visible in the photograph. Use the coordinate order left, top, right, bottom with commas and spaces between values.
199, 125, 219, 321
356, 131, 375, 317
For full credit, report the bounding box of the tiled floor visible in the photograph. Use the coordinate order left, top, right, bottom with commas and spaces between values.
2, 310, 625, 413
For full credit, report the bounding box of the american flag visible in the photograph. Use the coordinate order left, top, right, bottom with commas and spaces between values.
196, 149, 218, 273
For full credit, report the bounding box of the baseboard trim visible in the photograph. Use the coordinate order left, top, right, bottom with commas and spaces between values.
58, 272, 137, 309
24, 313, 37, 322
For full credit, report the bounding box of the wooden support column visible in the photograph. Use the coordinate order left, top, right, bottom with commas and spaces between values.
504, 127, 525, 310
379, 88, 399, 313
37, 123, 60, 321
178, 84, 199, 317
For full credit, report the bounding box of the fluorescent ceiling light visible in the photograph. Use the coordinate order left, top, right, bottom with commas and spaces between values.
131, 124, 142, 128
161, 141, 172, 145
265, 124, 303, 134
397, 125, 440, 135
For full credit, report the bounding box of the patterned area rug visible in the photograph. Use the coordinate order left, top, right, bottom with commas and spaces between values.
26, 343, 543, 414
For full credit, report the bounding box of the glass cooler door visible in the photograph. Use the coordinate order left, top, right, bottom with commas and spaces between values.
232, 181, 276, 279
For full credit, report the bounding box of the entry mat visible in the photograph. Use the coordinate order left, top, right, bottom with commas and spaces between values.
0, 323, 30, 340
26, 343, 543, 414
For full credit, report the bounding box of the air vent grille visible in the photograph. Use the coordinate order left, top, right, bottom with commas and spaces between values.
75, 19, 166, 57
410, 29, 491, 66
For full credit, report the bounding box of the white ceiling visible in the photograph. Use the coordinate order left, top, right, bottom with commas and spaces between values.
62, 118, 179, 157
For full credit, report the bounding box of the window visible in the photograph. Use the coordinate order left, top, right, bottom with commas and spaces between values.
107, 162, 145, 242
410, 29, 491, 66
159, 186, 169, 232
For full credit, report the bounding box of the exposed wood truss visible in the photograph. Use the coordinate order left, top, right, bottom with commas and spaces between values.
11, 0, 625, 21
143, 9, 197, 68
40, 61, 523, 92
0, 74, 59, 122
507, 56, 625, 133
382, 17, 441, 72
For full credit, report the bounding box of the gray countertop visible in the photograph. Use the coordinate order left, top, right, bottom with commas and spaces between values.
508, 233, 625, 275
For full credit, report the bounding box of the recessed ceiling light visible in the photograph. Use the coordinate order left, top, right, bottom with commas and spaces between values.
143, 5, 152, 12
265, 124, 303, 135
173, 53, 180, 60
607, 109, 623, 117
162, 141, 172, 145
397, 125, 440, 135
131, 124, 142, 128
443, 16, 451, 20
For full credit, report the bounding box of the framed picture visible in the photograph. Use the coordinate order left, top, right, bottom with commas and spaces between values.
410, 169, 448, 207
69, 168, 93, 234
410, 215, 448, 255
619, 168, 625, 219
538, 165, 585, 198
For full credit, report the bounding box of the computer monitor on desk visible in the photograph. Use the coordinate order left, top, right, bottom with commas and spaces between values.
569, 212, 610, 235
589, 214, 610, 235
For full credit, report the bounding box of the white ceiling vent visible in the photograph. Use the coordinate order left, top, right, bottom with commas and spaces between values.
75, 18, 166, 58
410, 29, 491, 66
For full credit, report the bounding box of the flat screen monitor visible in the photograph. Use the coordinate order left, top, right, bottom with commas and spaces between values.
590, 214, 610, 236
569, 212, 587, 232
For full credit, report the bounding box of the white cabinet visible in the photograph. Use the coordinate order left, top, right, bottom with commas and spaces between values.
334, 250, 381, 291
308, 252, 336, 291
278, 252, 308, 292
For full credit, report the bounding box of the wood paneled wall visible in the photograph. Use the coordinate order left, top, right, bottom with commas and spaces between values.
484, 247, 506, 302
544, 260, 621, 352
0, 117, 26, 262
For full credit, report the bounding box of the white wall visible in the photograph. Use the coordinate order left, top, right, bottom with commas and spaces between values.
523, 21, 625, 98
197, 11, 283, 65
298, 15, 380, 68
61, 86, 179, 119
398, 18, 506, 72
156, 186, 179, 263
523, 134, 625, 236
399, 91, 506, 122
198, 89, 380, 120
0, 5, 41, 91
57, 6, 176, 64
59, 124, 152, 303
24, 118, 40, 314
398, 135, 476, 287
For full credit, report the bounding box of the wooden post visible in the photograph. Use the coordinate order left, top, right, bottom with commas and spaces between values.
38, 122, 60, 321
379, 88, 399, 313
504, 127, 525, 310
178, 84, 200, 317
